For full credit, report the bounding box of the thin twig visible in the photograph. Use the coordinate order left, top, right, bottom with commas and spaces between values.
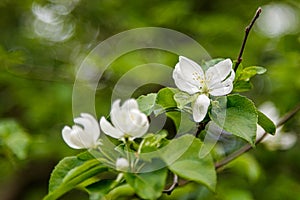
163, 174, 178, 195
234, 7, 262, 71
215, 103, 300, 169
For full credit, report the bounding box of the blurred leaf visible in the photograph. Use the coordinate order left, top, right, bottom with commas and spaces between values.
125, 167, 167, 199
210, 95, 257, 145
137, 93, 157, 116
227, 153, 261, 183
257, 110, 276, 135
0, 119, 30, 160
161, 135, 216, 191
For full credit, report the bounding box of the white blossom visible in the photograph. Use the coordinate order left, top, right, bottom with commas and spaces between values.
173, 56, 235, 122
62, 113, 100, 149
116, 157, 129, 171
257, 102, 297, 150
100, 99, 149, 139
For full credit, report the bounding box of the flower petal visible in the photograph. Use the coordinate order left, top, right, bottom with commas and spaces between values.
172, 56, 204, 94
62, 126, 84, 149
126, 109, 149, 138
110, 99, 129, 133
209, 78, 233, 96
123, 98, 139, 110
74, 113, 100, 143
192, 94, 210, 122
100, 117, 124, 139
206, 59, 233, 83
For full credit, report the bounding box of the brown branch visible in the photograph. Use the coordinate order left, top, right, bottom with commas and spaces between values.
163, 174, 178, 195
215, 103, 300, 169
234, 7, 262, 71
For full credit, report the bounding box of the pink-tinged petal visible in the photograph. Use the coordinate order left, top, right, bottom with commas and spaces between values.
62, 126, 84, 149
100, 117, 124, 139
206, 59, 233, 82
192, 94, 210, 122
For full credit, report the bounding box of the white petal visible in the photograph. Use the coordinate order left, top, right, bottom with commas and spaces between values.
110, 99, 130, 133
123, 99, 139, 110
126, 110, 149, 138
192, 94, 210, 122
173, 66, 201, 94
100, 117, 124, 139
206, 59, 232, 81
62, 126, 84, 149
172, 56, 205, 94
74, 113, 100, 143
209, 79, 233, 96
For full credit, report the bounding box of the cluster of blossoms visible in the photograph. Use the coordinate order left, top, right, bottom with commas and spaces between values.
61, 56, 237, 169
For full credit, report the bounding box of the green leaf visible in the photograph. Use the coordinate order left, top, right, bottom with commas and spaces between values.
210, 94, 258, 145
257, 110, 276, 135
155, 87, 178, 112
125, 167, 167, 199
174, 91, 197, 110
167, 111, 196, 134
233, 65, 266, 92
0, 120, 30, 160
233, 81, 253, 92
85, 179, 115, 200
161, 135, 216, 191
137, 93, 157, 115
44, 156, 107, 200
239, 66, 266, 81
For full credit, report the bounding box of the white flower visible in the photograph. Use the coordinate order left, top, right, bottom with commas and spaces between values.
100, 99, 149, 139
173, 56, 235, 122
62, 113, 101, 149
116, 157, 129, 171
257, 102, 297, 150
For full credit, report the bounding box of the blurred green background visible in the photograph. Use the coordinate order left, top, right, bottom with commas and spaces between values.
0, 0, 300, 199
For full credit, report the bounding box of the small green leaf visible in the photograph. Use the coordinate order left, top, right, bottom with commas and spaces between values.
156, 87, 178, 110
239, 66, 266, 81
161, 135, 216, 191
210, 95, 258, 145
137, 93, 157, 115
257, 110, 276, 135
125, 167, 167, 199
0, 120, 30, 160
